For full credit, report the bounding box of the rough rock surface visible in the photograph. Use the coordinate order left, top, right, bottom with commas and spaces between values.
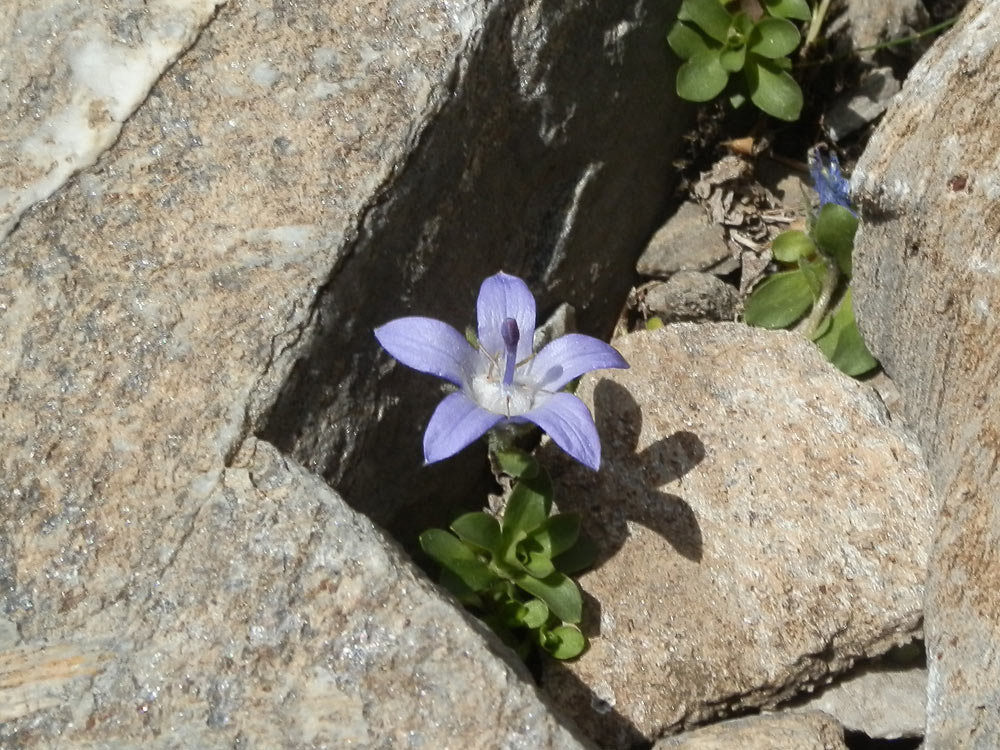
0, 0, 686, 745
790, 665, 927, 739
653, 711, 847, 750
636, 201, 731, 277
0, 439, 592, 748
635, 272, 738, 324
850, 1, 1000, 745
0, 0, 224, 239
540, 325, 937, 747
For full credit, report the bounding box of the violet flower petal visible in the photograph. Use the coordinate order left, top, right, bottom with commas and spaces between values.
517, 392, 602, 470
476, 272, 536, 362
527, 333, 629, 392
375, 316, 475, 387
423, 392, 504, 464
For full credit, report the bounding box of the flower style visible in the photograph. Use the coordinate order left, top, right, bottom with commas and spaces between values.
807, 146, 854, 213
375, 272, 628, 470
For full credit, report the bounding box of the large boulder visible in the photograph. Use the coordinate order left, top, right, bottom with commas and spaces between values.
850, 1, 1000, 746
540, 325, 936, 747
0, 0, 687, 744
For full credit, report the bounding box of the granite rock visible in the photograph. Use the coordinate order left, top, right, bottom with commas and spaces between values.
789, 664, 927, 739
540, 325, 937, 747
634, 272, 738, 324
0, 0, 688, 744
636, 201, 731, 278
653, 712, 847, 750
0, 439, 593, 748
850, 1, 1000, 746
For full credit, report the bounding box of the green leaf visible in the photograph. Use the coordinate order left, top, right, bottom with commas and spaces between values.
771, 229, 816, 262
799, 257, 826, 299
814, 289, 879, 376
516, 536, 556, 578
534, 513, 581, 558
668, 20, 713, 60
420, 529, 498, 591
502, 471, 553, 537
719, 44, 746, 72
450, 512, 501, 554
749, 17, 801, 58
438, 568, 483, 607
493, 448, 539, 479
540, 625, 587, 660
501, 597, 549, 629
514, 571, 582, 624
743, 269, 814, 328
552, 530, 598, 575
762, 0, 812, 21
677, 50, 730, 102
812, 203, 858, 277
744, 56, 803, 121
679, 0, 734, 42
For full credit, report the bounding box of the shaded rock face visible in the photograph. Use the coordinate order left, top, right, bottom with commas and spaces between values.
539, 325, 936, 747
850, 1, 1000, 745
0, 0, 686, 745
260, 0, 690, 531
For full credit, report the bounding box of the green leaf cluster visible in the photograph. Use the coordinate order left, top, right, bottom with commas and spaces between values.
744, 201, 878, 377
668, 0, 810, 121
419, 448, 596, 660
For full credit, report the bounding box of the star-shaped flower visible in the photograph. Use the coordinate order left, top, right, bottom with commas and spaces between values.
375, 272, 628, 469
808, 146, 854, 213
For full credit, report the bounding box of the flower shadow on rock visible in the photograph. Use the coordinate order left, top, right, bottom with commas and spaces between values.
551, 379, 706, 572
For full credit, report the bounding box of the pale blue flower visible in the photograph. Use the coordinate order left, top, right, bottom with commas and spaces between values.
808, 146, 854, 213
375, 272, 628, 469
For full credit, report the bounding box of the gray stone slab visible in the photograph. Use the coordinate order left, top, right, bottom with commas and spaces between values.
654, 712, 847, 750
540, 324, 937, 746
850, 1, 1000, 746
0, 439, 592, 748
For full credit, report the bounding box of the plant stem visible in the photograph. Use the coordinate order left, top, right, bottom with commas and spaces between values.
803, 258, 839, 338
802, 0, 832, 53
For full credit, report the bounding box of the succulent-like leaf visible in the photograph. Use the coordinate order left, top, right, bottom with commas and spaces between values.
743, 269, 814, 328
814, 289, 879, 376
535, 513, 581, 558
771, 229, 817, 262
514, 571, 583, 624
762, 0, 812, 21
813, 203, 859, 277
451, 512, 502, 554
552, 530, 598, 575
679, 0, 734, 42
540, 625, 587, 660
719, 44, 747, 72
668, 20, 714, 60
420, 529, 497, 591
494, 447, 539, 479
749, 17, 801, 58
677, 50, 730, 102
745, 56, 803, 121
799, 257, 827, 300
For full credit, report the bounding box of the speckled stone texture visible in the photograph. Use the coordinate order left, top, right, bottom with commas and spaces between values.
0, 439, 593, 748
850, 1, 1000, 746
0, 0, 687, 745
539, 325, 936, 747
0, 0, 224, 239
653, 711, 847, 750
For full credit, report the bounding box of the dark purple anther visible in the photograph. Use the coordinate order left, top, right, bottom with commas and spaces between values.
500, 317, 519, 386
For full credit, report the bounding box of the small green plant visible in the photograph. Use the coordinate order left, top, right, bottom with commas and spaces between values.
743, 148, 878, 377
419, 447, 595, 660
667, 0, 812, 121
